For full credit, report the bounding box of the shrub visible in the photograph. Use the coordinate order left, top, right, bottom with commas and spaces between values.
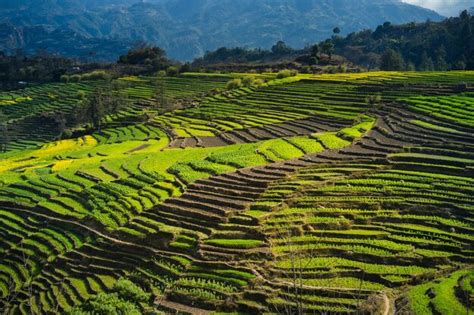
69, 74, 82, 82
69, 278, 150, 315
166, 66, 179, 77
226, 78, 243, 90
338, 64, 348, 73
300, 66, 312, 74
276, 69, 298, 79
76, 91, 86, 100
69, 292, 141, 315
179, 63, 192, 73
60, 75, 70, 83
241, 76, 255, 87
253, 79, 265, 87
81, 70, 111, 81
112, 278, 150, 303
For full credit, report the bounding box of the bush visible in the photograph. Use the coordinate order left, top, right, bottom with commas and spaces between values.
338, 64, 348, 73
112, 278, 150, 303
276, 69, 298, 79
69, 278, 150, 315
180, 63, 192, 73
69, 292, 141, 315
60, 75, 70, 83
253, 79, 265, 87
81, 70, 111, 81
76, 91, 86, 100
69, 74, 82, 82
226, 78, 243, 90
166, 66, 179, 77
241, 76, 255, 87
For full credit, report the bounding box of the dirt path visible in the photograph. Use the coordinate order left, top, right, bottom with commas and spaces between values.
382, 292, 391, 315
156, 299, 210, 315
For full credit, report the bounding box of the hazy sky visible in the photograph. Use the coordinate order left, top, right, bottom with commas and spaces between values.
401, 0, 473, 16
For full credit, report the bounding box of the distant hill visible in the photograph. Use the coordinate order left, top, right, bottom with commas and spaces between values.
0, 0, 443, 61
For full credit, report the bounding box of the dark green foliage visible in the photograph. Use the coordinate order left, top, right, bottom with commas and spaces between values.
0, 52, 74, 89
166, 66, 179, 77
320, 40, 335, 60
118, 44, 170, 71
380, 49, 405, 71
333, 11, 474, 70
271, 41, 293, 55
193, 44, 295, 66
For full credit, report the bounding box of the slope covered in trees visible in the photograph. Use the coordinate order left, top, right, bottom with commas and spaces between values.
0, 0, 443, 60
332, 10, 474, 70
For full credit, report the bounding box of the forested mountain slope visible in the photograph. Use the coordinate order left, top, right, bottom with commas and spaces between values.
332, 11, 474, 70
0, 0, 443, 60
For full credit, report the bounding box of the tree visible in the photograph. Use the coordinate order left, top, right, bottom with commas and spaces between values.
366, 94, 382, 110
419, 52, 435, 71
460, 9, 470, 21
271, 41, 293, 55
435, 46, 449, 71
166, 66, 179, 77
89, 89, 105, 132
241, 76, 255, 87
380, 49, 405, 70
155, 70, 171, 111
76, 88, 106, 132
226, 78, 243, 90
0, 110, 8, 152
454, 55, 467, 70
333, 27, 341, 34
321, 40, 335, 60
310, 44, 319, 58
180, 63, 192, 73
108, 81, 128, 116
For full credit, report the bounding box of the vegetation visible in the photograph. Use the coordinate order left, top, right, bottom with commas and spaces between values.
332, 11, 474, 70
0, 70, 473, 315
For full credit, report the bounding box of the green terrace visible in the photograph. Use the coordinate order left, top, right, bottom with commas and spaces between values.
0, 70, 473, 314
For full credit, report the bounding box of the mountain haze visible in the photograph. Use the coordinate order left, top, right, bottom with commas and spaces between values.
0, 0, 444, 60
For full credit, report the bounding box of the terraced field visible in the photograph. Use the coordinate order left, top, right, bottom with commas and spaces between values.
0, 71, 473, 314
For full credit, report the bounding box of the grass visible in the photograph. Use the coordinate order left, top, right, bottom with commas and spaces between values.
204, 239, 264, 249
407, 269, 473, 315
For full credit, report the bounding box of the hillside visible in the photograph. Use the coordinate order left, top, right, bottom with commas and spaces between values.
331, 10, 474, 70
0, 70, 473, 314
0, 0, 443, 60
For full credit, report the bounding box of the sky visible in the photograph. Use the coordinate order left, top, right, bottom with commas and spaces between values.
401, 0, 473, 16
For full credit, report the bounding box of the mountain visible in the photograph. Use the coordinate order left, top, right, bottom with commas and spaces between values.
0, 0, 444, 61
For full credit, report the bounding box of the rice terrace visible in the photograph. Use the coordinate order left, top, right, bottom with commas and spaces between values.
1, 1, 474, 314
0, 69, 472, 314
